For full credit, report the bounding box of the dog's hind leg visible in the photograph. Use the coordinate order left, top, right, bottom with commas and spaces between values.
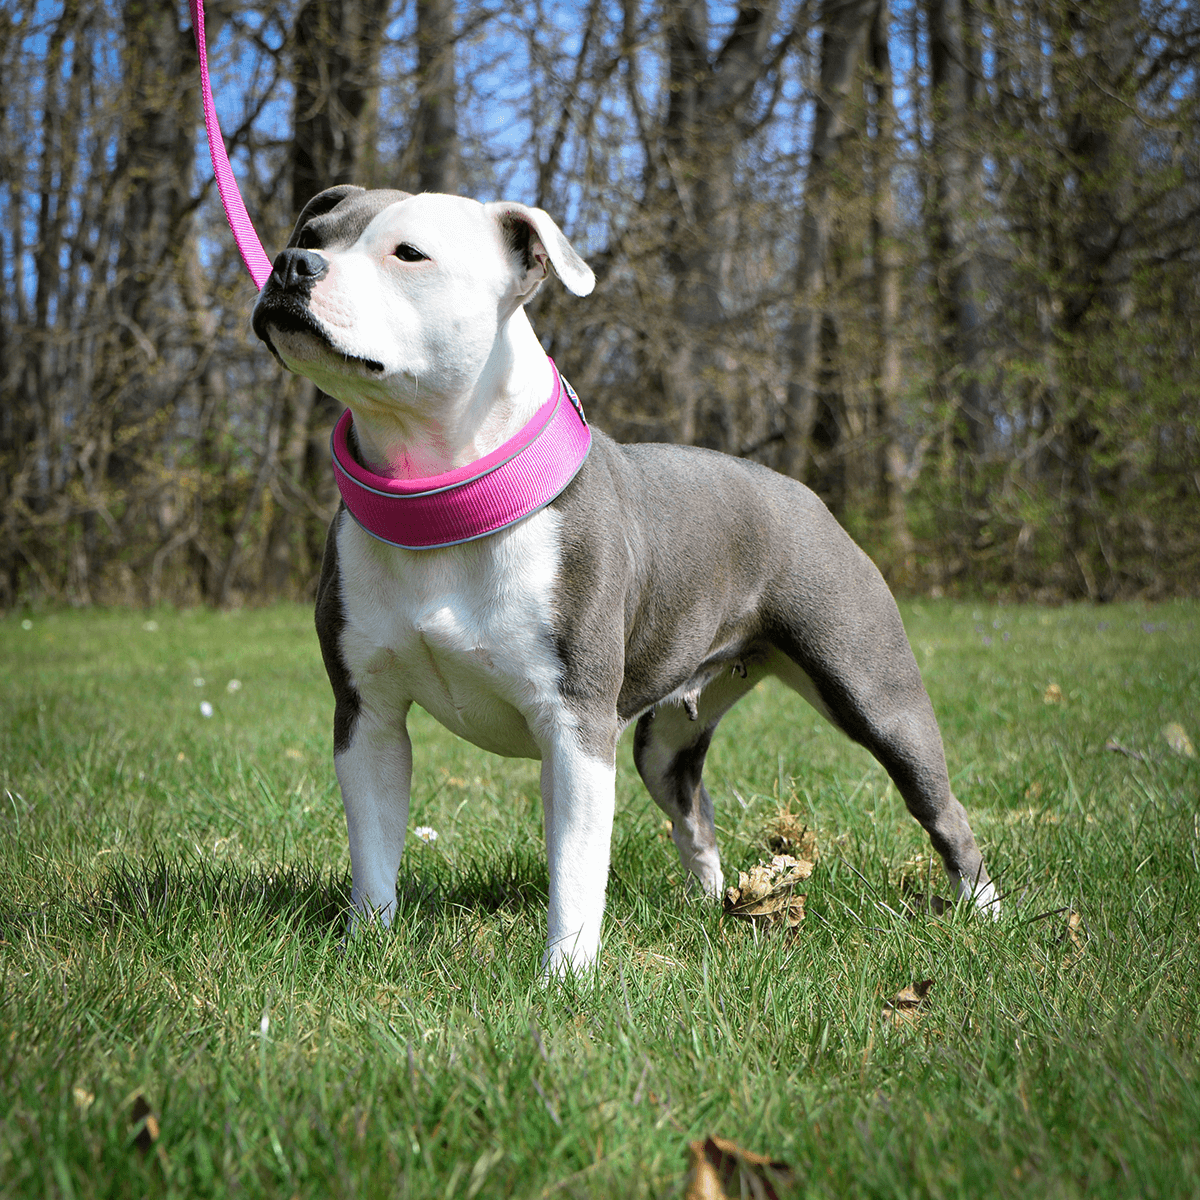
633, 666, 761, 899
769, 598, 998, 916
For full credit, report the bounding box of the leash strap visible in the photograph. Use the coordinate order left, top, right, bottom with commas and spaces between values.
190, 0, 273, 289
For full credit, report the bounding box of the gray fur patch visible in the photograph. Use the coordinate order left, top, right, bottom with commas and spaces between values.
314, 507, 360, 756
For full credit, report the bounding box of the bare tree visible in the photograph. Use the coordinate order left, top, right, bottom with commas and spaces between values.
412, 0, 459, 194
263, 0, 390, 597
867, 0, 914, 578
653, 0, 789, 449
2, 0, 1197, 606
781, 0, 876, 481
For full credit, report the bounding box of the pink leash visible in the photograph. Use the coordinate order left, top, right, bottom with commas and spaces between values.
190, 0, 591, 547
190, 0, 273, 289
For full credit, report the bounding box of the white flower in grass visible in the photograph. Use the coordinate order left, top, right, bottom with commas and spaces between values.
21, 619, 33, 630
413, 826, 439, 844
193, 677, 205, 688
225, 679, 242, 694
199, 701, 214, 718
142, 620, 158, 632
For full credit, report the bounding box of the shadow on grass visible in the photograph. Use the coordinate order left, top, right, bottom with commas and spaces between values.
0, 849, 554, 946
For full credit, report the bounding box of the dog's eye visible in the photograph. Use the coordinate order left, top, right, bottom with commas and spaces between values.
392, 243, 428, 263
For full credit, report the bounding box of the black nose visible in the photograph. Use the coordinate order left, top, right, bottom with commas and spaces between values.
269, 247, 328, 291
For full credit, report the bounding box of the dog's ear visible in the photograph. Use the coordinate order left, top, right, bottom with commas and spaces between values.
487, 202, 595, 299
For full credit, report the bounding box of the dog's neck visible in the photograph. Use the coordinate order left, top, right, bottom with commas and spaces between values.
346, 310, 554, 481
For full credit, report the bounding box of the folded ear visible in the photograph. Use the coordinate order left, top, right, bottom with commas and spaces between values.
487, 201, 596, 299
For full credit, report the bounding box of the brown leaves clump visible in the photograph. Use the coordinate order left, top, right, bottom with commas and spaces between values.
685, 1136, 794, 1200
723, 854, 812, 931
762, 812, 818, 861
881, 978, 935, 1027
130, 1093, 160, 1155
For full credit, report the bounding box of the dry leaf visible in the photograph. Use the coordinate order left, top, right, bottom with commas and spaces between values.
763, 812, 819, 861
685, 1136, 794, 1200
881, 978, 934, 1025
1065, 910, 1084, 948
1043, 683, 1063, 705
1105, 738, 1146, 762
1163, 722, 1195, 758
724, 854, 812, 931
1057, 910, 1086, 962
130, 1094, 159, 1154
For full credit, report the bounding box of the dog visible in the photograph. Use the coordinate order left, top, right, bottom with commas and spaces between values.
252, 185, 998, 975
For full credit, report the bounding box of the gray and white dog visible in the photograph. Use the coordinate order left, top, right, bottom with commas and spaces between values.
252, 185, 998, 975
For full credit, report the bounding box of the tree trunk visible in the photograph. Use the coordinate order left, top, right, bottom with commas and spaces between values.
108, 0, 196, 490
1054, 0, 1138, 598
925, 0, 987, 458
263, 0, 389, 597
867, 0, 914, 580
413, 0, 459, 194
658, 1, 782, 450
781, 0, 876, 480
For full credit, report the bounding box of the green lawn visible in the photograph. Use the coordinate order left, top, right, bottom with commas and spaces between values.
1, 600, 1198, 1198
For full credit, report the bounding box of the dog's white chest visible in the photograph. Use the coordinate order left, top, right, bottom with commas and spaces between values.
336, 509, 565, 758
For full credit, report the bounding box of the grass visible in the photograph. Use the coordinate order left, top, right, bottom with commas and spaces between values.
1, 599, 1198, 1198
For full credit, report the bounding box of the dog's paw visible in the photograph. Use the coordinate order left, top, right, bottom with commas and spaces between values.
689, 865, 725, 903
955, 874, 1001, 920
540, 943, 600, 986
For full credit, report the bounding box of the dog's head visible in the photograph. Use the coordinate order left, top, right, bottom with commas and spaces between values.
251, 186, 594, 405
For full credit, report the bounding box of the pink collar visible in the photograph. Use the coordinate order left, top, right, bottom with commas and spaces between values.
331, 364, 591, 549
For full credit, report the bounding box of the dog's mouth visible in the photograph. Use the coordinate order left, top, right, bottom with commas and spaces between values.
252, 294, 385, 375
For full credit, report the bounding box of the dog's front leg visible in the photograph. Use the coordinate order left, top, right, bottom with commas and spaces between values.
336, 707, 413, 929
539, 729, 617, 979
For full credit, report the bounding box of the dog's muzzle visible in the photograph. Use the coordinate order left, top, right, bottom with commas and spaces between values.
251, 247, 382, 369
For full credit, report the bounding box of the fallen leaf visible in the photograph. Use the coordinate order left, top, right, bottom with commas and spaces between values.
685, 1136, 794, 1200
723, 854, 811, 931
130, 1094, 159, 1154
762, 812, 819, 861
1065, 910, 1084, 946
1163, 722, 1195, 758
1057, 910, 1086, 962
1043, 683, 1063, 705
1105, 738, 1146, 762
881, 978, 934, 1025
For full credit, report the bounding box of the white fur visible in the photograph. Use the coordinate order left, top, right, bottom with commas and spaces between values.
335, 501, 619, 975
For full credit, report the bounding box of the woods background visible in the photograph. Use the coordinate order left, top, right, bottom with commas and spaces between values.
1, 0, 1197, 609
